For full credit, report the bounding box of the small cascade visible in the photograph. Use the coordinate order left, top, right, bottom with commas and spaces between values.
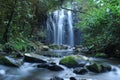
46, 9, 74, 47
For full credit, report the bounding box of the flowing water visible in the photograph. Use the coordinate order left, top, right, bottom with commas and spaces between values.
0, 52, 120, 80
46, 9, 74, 46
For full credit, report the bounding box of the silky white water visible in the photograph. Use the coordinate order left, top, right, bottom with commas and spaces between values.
47, 9, 74, 46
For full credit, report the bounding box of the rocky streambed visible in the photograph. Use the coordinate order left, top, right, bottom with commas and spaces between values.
0, 51, 120, 80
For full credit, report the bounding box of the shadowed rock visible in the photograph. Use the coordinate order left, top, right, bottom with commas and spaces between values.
73, 67, 88, 75
50, 76, 64, 80
35, 63, 64, 71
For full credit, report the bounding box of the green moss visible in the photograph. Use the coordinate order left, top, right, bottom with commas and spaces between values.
59, 56, 78, 68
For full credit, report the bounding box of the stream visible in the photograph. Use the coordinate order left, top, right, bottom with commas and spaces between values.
0, 51, 120, 80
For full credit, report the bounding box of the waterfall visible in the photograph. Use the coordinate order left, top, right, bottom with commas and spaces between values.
46, 9, 74, 47
57, 9, 65, 45
67, 11, 74, 46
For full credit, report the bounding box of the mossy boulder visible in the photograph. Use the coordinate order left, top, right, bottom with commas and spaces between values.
0, 56, 21, 67
86, 63, 111, 73
59, 55, 89, 68
59, 56, 79, 68
86, 63, 102, 73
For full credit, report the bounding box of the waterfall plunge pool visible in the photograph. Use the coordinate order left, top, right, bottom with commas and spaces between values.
0, 52, 120, 80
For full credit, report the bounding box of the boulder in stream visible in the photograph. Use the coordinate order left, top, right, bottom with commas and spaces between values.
86, 63, 102, 73
70, 77, 77, 80
0, 56, 22, 67
24, 53, 46, 63
59, 55, 88, 68
73, 67, 88, 75
101, 64, 112, 72
47, 64, 64, 71
50, 76, 64, 80
86, 63, 111, 73
41, 46, 49, 51
59, 56, 79, 68
35, 63, 64, 71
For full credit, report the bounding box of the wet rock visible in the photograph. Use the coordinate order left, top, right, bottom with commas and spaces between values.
48, 64, 64, 71
16, 53, 23, 58
41, 46, 49, 51
86, 63, 102, 73
80, 79, 87, 80
112, 67, 117, 71
36, 63, 64, 71
74, 48, 82, 52
49, 44, 69, 50
35, 63, 50, 68
24, 54, 46, 63
101, 64, 112, 72
49, 44, 60, 49
73, 68, 88, 75
0, 56, 22, 67
86, 63, 111, 73
78, 60, 87, 67
118, 65, 120, 68
70, 77, 76, 80
59, 56, 79, 68
50, 76, 64, 80
74, 45, 89, 53
61, 45, 69, 49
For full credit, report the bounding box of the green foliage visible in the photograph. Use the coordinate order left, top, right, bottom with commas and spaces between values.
78, 0, 120, 55
4, 38, 29, 51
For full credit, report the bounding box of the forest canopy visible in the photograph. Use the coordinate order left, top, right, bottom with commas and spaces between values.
0, 0, 120, 57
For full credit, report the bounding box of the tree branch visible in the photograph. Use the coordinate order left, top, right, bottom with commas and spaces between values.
61, 6, 85, 13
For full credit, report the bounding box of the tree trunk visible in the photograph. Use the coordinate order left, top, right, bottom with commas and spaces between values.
2, 0, 17, 44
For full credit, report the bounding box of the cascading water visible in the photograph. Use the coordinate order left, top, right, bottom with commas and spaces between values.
46, 9, 74, 47
67, 10, 74, 46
